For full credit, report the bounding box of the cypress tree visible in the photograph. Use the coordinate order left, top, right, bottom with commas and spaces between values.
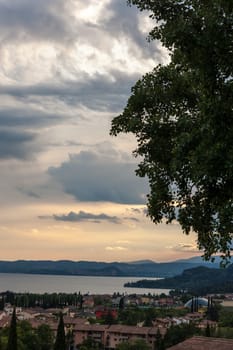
119, 296, 125, 310
190, 297, 194, 313
155, 328, 165, 350
6, 307, 17, 350
54, 313, 66, 350
205, 323, 211, 337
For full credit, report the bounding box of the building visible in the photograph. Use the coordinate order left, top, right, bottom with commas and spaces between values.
184, 297, 208, 310
74, 324, 109, 347
73, 324, 166, 349
95, 307, 118, 320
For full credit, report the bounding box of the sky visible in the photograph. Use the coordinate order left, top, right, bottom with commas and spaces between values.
0, 0, 200, 262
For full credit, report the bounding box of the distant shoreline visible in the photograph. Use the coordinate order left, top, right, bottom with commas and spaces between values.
0, 258, 219, 279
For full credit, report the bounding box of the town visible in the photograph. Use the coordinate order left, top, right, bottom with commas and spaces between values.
1, 290, 233, 349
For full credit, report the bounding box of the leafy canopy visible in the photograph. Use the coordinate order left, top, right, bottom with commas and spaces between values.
110, 0, 233, 262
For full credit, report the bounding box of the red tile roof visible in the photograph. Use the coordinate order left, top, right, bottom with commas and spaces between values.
167, 336, 233, 350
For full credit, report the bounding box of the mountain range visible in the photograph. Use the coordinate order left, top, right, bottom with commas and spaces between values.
0, 256, 222, 277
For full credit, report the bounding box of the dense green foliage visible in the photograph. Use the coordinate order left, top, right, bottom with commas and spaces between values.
36, 325, 54, 350
79, 337, 103, 350
17, 321, 40, 350
163, 323, 200, 348
118, 305, 188, 327
118, 307, 143, 326
0, 291, 83, 310
219, 307, 233, 327
0, 321, 54, 350
111, 0, 233, 262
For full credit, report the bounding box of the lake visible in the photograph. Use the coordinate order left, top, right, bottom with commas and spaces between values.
0, 273, 170, 295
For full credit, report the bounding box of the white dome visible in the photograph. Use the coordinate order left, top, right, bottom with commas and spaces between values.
185, 297, 208, 308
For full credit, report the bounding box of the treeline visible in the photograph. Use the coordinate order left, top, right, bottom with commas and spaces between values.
0, 291, 83, 309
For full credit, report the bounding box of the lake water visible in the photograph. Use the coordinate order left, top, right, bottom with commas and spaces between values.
0, 273, 170, 295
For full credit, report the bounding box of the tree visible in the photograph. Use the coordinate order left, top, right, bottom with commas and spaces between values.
163, 323, 199, 348
119, 296, 125, 310
219, 308, 233, 327
37, 324, 54, 350
6, 307, 17, 350
53, 313, 66, 350
17, 320, 39, 350
104, 310, 116, 325
155, 328, 165, 350
206, 298, 220, 322
205, 323, 211, 337
110, 1, 233, 262
65, 330, 74, 350
79, 337, 103, 350
143, 308, 156, 327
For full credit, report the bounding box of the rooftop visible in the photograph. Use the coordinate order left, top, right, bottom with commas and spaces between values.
167, 336, 233, 350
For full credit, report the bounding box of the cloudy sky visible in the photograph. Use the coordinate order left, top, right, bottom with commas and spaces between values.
0, 0, 199, 262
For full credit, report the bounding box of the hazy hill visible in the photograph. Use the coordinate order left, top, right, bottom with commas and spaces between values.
124, 264, 233, 294
0, 257, 220, 277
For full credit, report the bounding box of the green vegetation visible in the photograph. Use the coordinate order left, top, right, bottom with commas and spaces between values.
0, 291, 83, 310
0, 320, 54, 350
36, 325, 54, 350
79, 337, 103, 350
111, 0, 233, 262
125, 265, 233, 294
163, 324, 200, 348
118, 305, 188, 326
219, 307, 233, 327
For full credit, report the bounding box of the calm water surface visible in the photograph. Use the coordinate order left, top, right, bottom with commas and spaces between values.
0, 273, 170, 295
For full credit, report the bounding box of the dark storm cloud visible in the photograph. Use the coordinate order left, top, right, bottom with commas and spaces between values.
0, 70, 138, 113
62, 71, 138, 112
0, 107, 66, 128
52, 211, 121, 224
0, 129, 37, 159
0, 0, 75, 43
0, 0, 162, 161
48, 148, 148, 204
0, 105, 72, 159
